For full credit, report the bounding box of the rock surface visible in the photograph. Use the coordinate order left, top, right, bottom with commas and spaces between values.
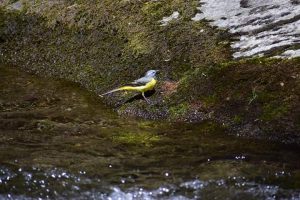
193, 0, 300, 58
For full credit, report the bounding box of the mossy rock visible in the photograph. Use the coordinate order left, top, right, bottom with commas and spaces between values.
0, 1, 299, 142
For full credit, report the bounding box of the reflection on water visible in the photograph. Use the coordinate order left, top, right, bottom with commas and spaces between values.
0, 65, 300, 199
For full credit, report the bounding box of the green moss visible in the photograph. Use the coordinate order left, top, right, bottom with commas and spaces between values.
127, 32, 153, 56
112, 131, 160, 147
169, 102, 189, 119
199, 121, 225, 134
257, 91, 277, 102
142, 0, 199, 23
141, 1, 165, 21
201, 94, 218, 108
233, 115, 243, 124
137, 121, 155, 129
260, 103, 290, 121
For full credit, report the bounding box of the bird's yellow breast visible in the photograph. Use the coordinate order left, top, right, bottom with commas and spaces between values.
142, 78, 157, 92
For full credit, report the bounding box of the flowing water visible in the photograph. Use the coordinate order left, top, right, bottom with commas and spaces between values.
0, 65, 300, 199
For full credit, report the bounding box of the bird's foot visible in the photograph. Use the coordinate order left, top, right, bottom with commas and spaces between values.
142, 93, 152, 104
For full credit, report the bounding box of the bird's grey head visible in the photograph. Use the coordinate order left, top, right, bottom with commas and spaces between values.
145, 70, 159, 77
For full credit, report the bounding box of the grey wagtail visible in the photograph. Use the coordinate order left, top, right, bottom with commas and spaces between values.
100, 70, 159, 103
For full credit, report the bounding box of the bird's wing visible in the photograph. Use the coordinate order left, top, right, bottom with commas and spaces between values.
131, 77, 152, 85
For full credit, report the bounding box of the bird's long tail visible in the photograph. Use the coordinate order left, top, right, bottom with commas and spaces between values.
99, 86, 141, 97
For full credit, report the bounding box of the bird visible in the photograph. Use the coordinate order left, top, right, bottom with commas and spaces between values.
99, 70, 159, 103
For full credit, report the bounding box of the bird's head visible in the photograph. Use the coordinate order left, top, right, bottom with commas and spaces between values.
145, 70, 159, 77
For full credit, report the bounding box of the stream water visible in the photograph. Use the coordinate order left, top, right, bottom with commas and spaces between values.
0, 65, 300, 199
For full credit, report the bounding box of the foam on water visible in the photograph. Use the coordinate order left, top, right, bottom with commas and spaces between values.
192, 0, 300, 58
1, 166, 300, 200
105, 179, 300, 200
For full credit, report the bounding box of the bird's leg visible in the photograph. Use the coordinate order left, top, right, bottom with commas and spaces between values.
142, 92, 151, 104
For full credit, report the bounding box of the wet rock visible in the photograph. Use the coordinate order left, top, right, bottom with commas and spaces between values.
192, 0, 300, 58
